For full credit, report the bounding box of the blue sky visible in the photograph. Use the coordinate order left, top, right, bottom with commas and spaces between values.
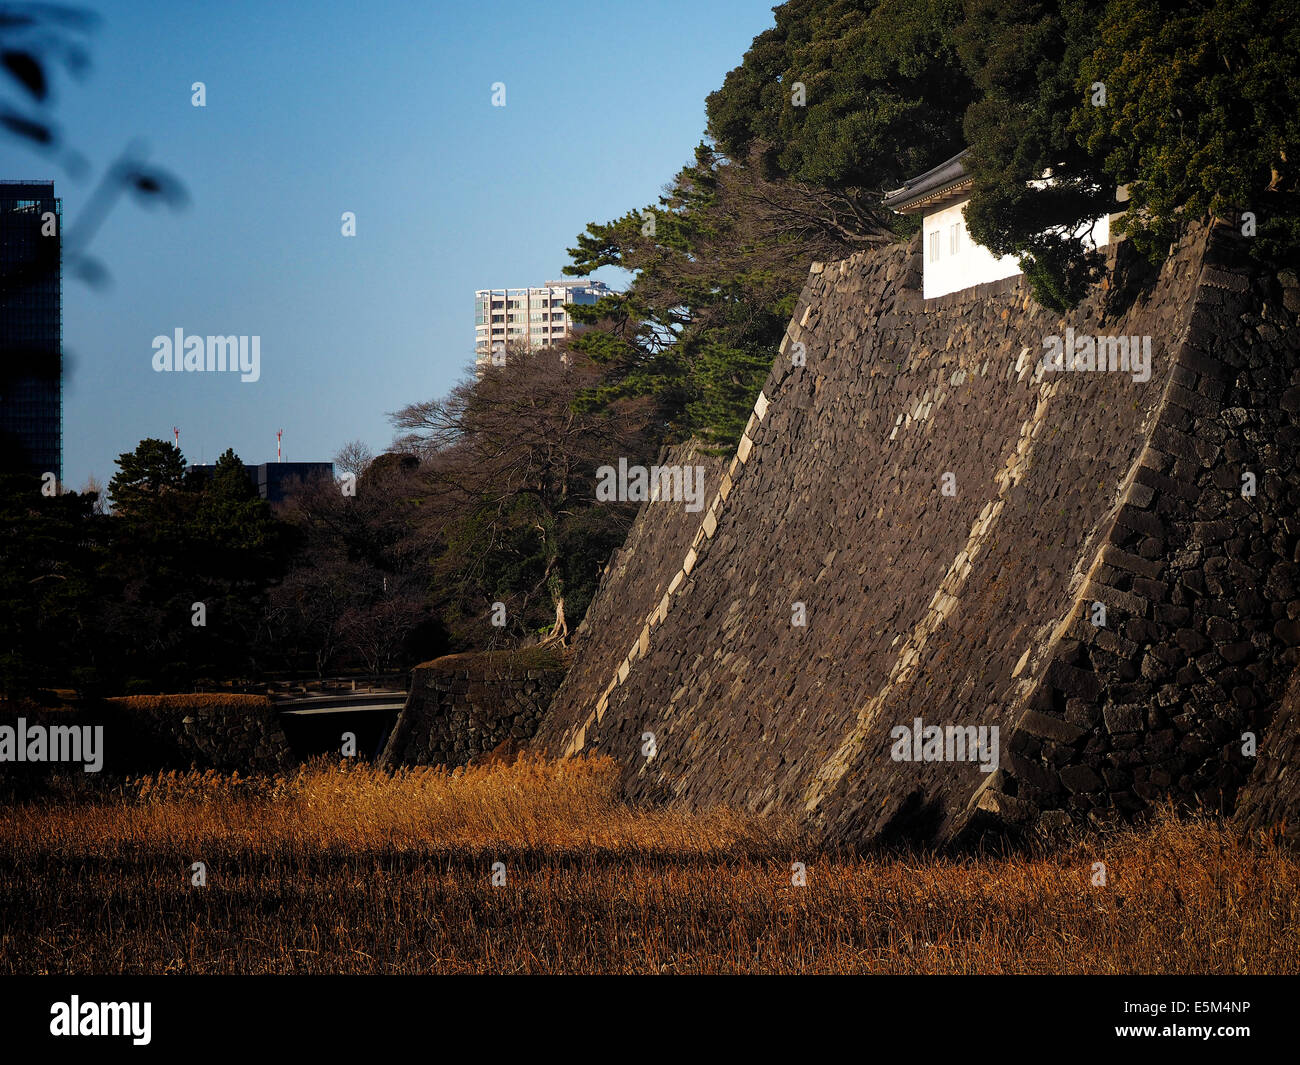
0, 0, 777, 490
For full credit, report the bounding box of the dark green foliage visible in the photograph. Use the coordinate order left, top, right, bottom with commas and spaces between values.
0, 471, 105, 697
708, 0, 973, 198
553, 503, 634, 629
101, 441, 291, 690
960, 0, 1298, 303
106, 436, 187, 516
1074, 0, 1300, 264
956, 0, 1115, 309
0, 440, 305, 695
565, 141, 869, 450
566, 0, 978, 447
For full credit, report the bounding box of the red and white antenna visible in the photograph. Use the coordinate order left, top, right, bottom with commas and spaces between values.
173, 426, 180, 448
277, 428, 283, 462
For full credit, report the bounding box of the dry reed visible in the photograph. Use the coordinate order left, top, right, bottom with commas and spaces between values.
1, 756, 1294, 974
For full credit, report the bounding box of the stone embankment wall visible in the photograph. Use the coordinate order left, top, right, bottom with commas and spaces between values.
534, 221, 1300, 847
380, 648, 568, 769
541, 441, 725, 753
0, 694, 293, 779
1235, 666, 1300, 843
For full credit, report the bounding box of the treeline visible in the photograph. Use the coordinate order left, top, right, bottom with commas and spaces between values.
2, 340, 650, 696
0, 443, 442, 696
6, 0, 1295, 695
564, 0, 1298, 450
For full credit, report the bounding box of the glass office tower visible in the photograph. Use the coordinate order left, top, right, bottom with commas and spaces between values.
0, 181, 62, 481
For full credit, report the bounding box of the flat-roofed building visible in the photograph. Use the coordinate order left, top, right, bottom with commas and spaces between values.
474, 279, 611, 365
188, 460, 334, 504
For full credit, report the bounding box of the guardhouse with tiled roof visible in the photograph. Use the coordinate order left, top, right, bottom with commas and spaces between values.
883, 150, 1110, 299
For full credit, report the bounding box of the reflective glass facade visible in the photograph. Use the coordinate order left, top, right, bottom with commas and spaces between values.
0, 181, 61, 480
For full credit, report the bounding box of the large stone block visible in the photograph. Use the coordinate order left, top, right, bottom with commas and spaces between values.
529, 220, 1300, 849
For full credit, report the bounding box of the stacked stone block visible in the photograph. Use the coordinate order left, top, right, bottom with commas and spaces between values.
535, 220, 1300, 847
381, 649, 567, 769
0, 694, 293, 779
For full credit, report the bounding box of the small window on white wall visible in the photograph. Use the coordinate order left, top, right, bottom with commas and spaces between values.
950, 223, 960, 255
929, 231, 940, 262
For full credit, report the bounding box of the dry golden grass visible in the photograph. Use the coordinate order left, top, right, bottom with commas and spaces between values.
1, 755, 1295, 974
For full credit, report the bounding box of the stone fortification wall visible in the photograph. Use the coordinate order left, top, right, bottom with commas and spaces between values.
535, 222, 1300, 847
380, 648, 568, 769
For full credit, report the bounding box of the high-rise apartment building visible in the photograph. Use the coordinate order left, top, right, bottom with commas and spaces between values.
0, 181, 62, 481
474, 279, 610, 364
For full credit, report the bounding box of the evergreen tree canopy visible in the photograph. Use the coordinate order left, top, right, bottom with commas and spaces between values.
107, 437, 188, 517
571, 0, 1298, 398
1074, 0, 1300, 263
707, 0, 974, 206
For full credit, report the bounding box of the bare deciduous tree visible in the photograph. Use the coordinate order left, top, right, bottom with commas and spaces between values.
390, 343, 650, 646
333, 439, 375, 480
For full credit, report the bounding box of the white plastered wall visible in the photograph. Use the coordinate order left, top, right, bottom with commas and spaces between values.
921, 197, 1110, 300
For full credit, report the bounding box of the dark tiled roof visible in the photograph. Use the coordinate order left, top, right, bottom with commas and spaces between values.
882, 150, 971, 213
